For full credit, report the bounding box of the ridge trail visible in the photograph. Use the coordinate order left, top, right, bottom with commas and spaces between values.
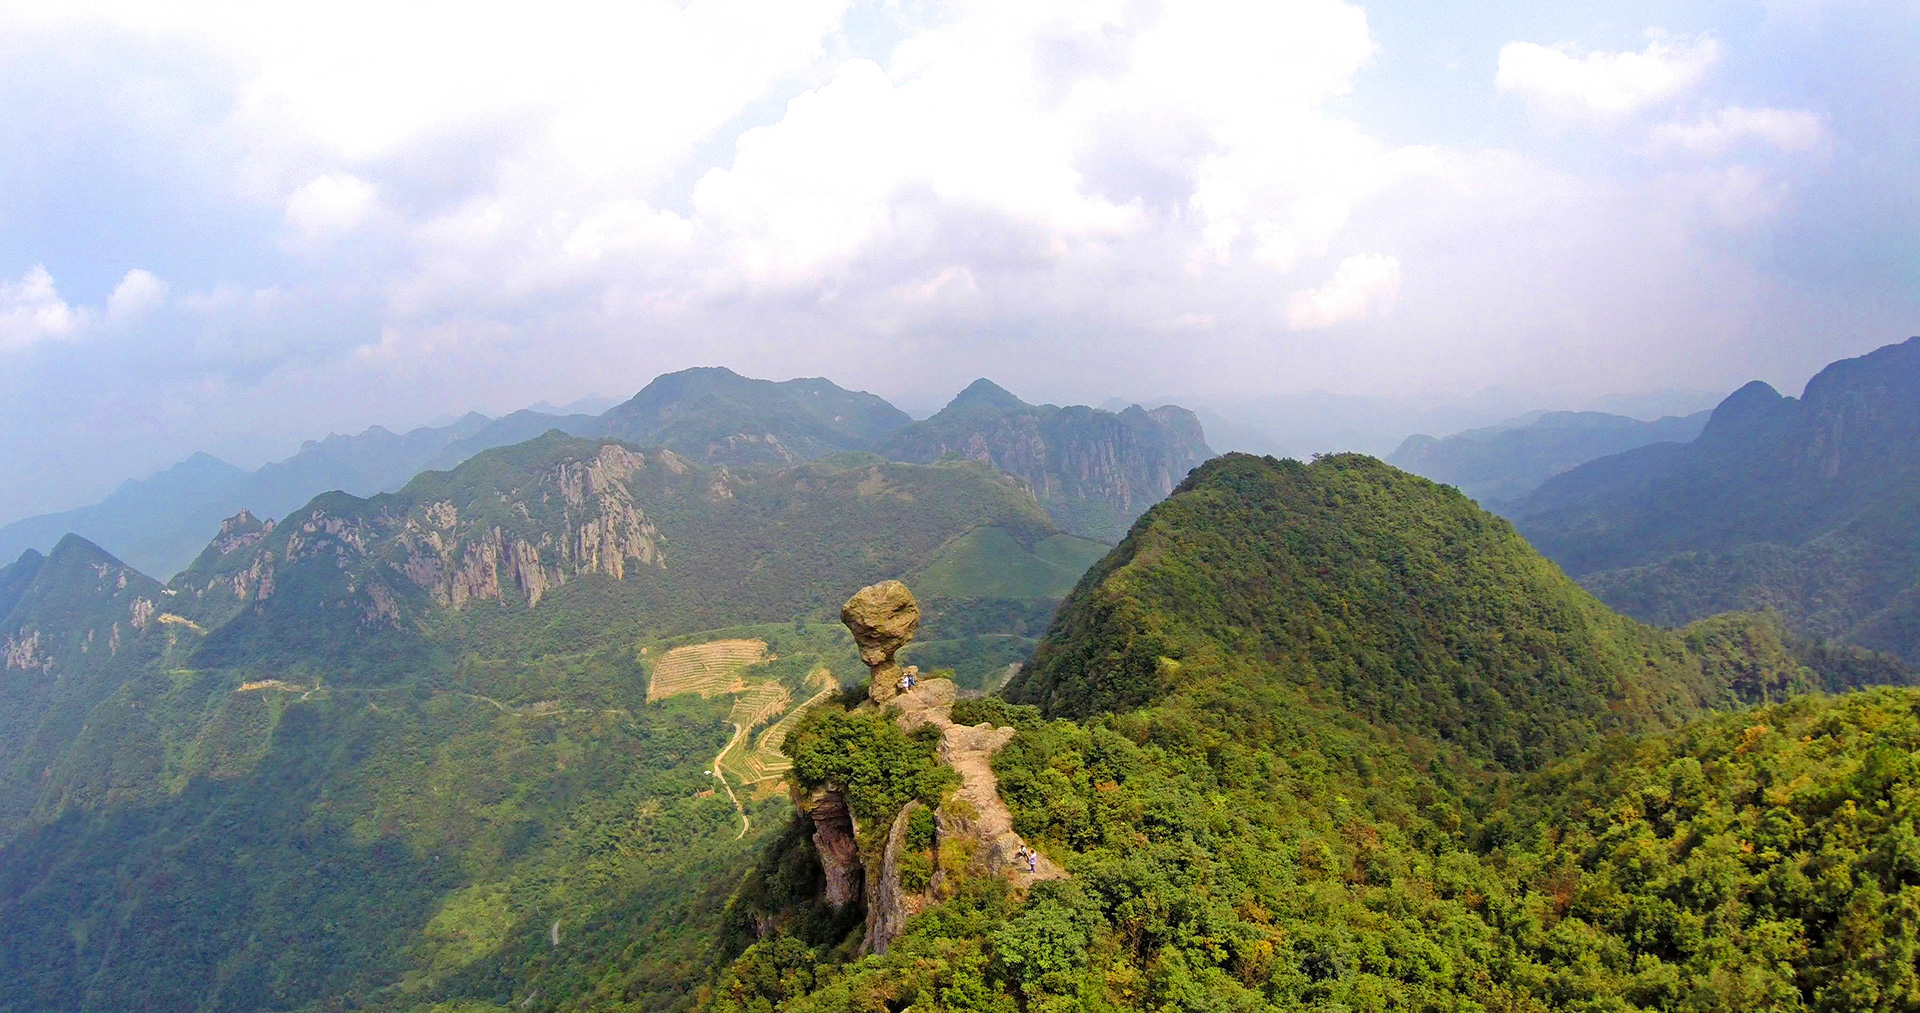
890, 680, 1065, 884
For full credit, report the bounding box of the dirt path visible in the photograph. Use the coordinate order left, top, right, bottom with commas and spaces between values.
710, 722, 750, 839
890, 681, 1065, 884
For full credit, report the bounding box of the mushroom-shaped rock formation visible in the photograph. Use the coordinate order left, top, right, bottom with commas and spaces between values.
841, 579, 921, 703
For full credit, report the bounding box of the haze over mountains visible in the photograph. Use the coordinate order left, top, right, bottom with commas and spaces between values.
5, 0, 1916, 1007
1510, 335, 1920, 664
881, 379, 1212, 543
1386, 409, 1712, 506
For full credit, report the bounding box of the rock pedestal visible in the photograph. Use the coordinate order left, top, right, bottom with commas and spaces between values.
841, 580, 921, 703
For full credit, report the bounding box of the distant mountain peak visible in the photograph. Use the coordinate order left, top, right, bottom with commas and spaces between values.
881, 384, 1213, 542
1697, 379, 1794, 445
48, 532, 124, 568
939, 378, 1029, 418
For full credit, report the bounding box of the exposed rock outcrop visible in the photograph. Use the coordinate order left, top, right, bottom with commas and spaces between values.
212, 509, 275, 556
795, 786, 863, 910
392, 445, 666, 608
795, 579, 1067, 955
864, 801, 931, 955
852, 674, 1066, 955
841, 580, 921, 703
4, 629, 45, 673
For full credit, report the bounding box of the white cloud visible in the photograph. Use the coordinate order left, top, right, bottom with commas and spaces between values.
1497, 34, 1719, 120
0, 266, 88, 351
1672, 164, 1789, 228
1286, 253, 1402, 329
284, 173, 376, 239
1650, 106, 1825, 154
107, 269, 169, 321
4, 0, 1886, 522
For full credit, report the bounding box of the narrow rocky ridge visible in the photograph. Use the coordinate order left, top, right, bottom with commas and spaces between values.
892, 678, 1066, 883
826, 580, 1065, 955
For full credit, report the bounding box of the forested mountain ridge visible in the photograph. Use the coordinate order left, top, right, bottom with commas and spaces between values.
699, 453, 1920, 1013
5, 436, 1918, 1011
163, 432, 1105, 675
1006, 452, 1874, 768
878, 378, 1214, 543
597, 367, 913, 466
0, 537, 172, 840
1387, 408, 1710, 505
0, 414, 495, 580
1510, 336, 1920, 662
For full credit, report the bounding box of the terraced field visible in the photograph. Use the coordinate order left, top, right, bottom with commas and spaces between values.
728, 683, 793, 738
644, 638, 769, 700
647, 635, 845, 805
721, 668, 839, 792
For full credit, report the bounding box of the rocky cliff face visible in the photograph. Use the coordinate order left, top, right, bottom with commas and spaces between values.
389, 445, 665, 608
878, 379, 1213, 543
795, 786, 863, 910
177, 443, 673, 636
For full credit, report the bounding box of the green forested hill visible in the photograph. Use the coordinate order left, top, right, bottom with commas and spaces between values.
595, 366, 912, 466
1007, 453, 1859, 769
0, 537, 173, 837
711, 686, 1920, 1012
12, 438, 1920, 1013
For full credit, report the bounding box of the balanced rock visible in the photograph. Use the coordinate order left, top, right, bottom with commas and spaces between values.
841, 580, 920, 702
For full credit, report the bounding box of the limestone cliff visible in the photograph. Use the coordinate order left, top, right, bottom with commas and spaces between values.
175, 443, 671, 636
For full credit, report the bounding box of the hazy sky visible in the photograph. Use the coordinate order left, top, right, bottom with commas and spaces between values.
2, 0, 1915, 522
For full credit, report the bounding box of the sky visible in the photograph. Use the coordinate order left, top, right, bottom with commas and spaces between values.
1, 0, 1915, 523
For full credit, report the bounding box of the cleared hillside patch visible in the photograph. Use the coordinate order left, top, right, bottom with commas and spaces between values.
645, 638, 769, 701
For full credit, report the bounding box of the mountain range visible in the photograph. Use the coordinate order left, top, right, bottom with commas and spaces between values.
879, 378, 1213, 543
0, 427, 1116, 1010
6, 341, 1920, 1012
1509, 336, 1920, 662
0, 368, 1210, 579
1387, 408, 1711, 505
707, 451, 1918, 1012
0, 415, 493, 580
